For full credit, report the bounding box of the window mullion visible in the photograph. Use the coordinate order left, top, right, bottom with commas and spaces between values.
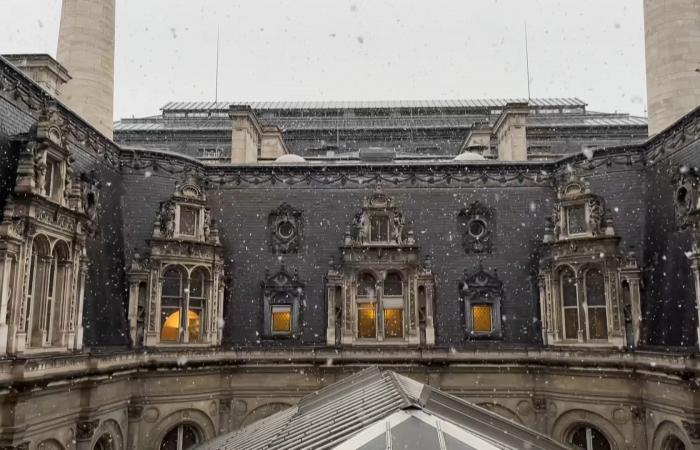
182, 275, 190, 344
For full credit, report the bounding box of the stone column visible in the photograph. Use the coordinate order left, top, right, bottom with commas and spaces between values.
690, 247, 700, 349
57, 0, 116, 138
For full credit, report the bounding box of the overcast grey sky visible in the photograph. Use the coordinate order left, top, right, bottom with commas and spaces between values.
1, 0, 647, 120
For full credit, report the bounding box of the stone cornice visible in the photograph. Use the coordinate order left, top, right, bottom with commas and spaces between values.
0, 347, 696, 390
645, 104, 700, 163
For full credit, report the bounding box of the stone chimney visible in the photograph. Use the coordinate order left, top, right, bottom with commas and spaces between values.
644, 0, 700, 136
229, 105, 288, 163
493, 102, 530, 161
56, 0, 116, 138
2, 54, 71, 97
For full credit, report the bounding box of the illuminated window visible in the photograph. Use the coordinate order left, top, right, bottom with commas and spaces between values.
561, 267, 579, 340
160, 268, 183, 342
179, 206, 199, 236
383, 308, 403, 338
187, 268, 207, 342
585, 268, 608, 340
567, 205, 586, 235
357, 303, 376, 338
271, 305, 292, 334
370, 215, 389, 242
471, 304, 493, 332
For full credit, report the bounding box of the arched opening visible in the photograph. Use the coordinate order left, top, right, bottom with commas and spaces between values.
49, 241, 71, 346
584, 267, 607, 340
187, 267, 208, 342
357, 273, 376, 338
559, 266, 578, 340
161, 266, 186, 342
383, 271, 403, 338
569, 424, 611, 450
662, 435, 686, 450
160, 423, 200, 450
27, 235, 51, 348
93, 433, 115, 450
37, 439, 64, 450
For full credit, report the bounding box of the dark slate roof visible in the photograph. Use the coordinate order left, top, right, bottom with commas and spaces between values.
196, 367, 569, 450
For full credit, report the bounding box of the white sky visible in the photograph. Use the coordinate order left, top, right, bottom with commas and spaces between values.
1, 0, 647, 120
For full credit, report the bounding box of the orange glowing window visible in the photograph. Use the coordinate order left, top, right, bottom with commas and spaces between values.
383, 308, 403, 338
357, 303, 376, 338
161, 310, 200, 342
471, 304, 493, 333
271, 306, 292, 333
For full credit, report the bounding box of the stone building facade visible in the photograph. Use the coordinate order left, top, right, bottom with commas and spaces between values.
0, 53, 699, 449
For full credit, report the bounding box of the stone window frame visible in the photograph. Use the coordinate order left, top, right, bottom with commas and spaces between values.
554, 263, 611, 344
458, 201, 495, 254
268, 203, 303, 255
459, 268, 503, 340
157, 263, 212, 345
261, 266, 304, 340
351, 269, 409, 342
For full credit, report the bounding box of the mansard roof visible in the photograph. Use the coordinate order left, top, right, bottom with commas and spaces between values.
196, 366, 568, 450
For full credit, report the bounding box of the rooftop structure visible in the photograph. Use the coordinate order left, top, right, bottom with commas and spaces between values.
197, 366, 568, 450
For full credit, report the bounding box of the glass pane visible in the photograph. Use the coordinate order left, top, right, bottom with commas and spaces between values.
160, 427, 179, 450
564, 308, 579, 340
663, 436, 686, 450
162, 269, 182, 297
384, 308, 403, 337
190, 270, 205, 298
181, 425, 199, 449
585, 269, 606, 306
570, 427, 588, 449
187, 309, 201, 342
370, 215, 388, 242
561, 269, 577, 307
161, 308, 181, 341
471, 304, 492, 332
384, 272, 402, 296
588, 307, 608, 340
272, 306, 291, 333
358, 273, 376, 299
357, 303, 376, 338
567, 205, 586, 234
180, 207, 198, 236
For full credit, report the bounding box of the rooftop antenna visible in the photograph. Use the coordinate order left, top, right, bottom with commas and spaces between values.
215, 25, 220, 104
524, 21, 531, 102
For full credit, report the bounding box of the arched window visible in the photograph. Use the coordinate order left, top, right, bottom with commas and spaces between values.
585, 268, 608, 339
93, 434, 114, 450
357, 273, 376, 338
49, 241, 71, 346
161, 267, 185, 342
663, 435, 686, 450
569, 425, 611, 450
160, 423, 200, 450
560, 267, 578, 340
187, 268, 207, 342
383, 272, 402, 296
383, 272, 403, 338
27, 235, 51, 348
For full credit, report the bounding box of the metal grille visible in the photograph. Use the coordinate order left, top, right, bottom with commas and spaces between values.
272, 307, 291, 333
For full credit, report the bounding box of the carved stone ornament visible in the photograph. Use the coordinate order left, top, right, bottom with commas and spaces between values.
459, 266, 503, 338
269, 203, 303, 254
672, 167, 699, 230
458, 201, 494, 253
348, 189, 409, 246
76, 419, 100, 439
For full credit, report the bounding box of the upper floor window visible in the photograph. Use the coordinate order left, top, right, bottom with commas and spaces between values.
179, 206, 199, 237
566, 205, 586, 235
43, 156, 63, 202
559, 265, 609, 342
383, 272, 402, 296
370, 215, 389, 242
160, 266, 206, 344
459, 268, 503, 339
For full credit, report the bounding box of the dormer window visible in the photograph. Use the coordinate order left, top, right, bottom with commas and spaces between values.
566, 205, 586, 235
370, 214, 389, 242
178, 206, 199, 237
43, 156, 63, 201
